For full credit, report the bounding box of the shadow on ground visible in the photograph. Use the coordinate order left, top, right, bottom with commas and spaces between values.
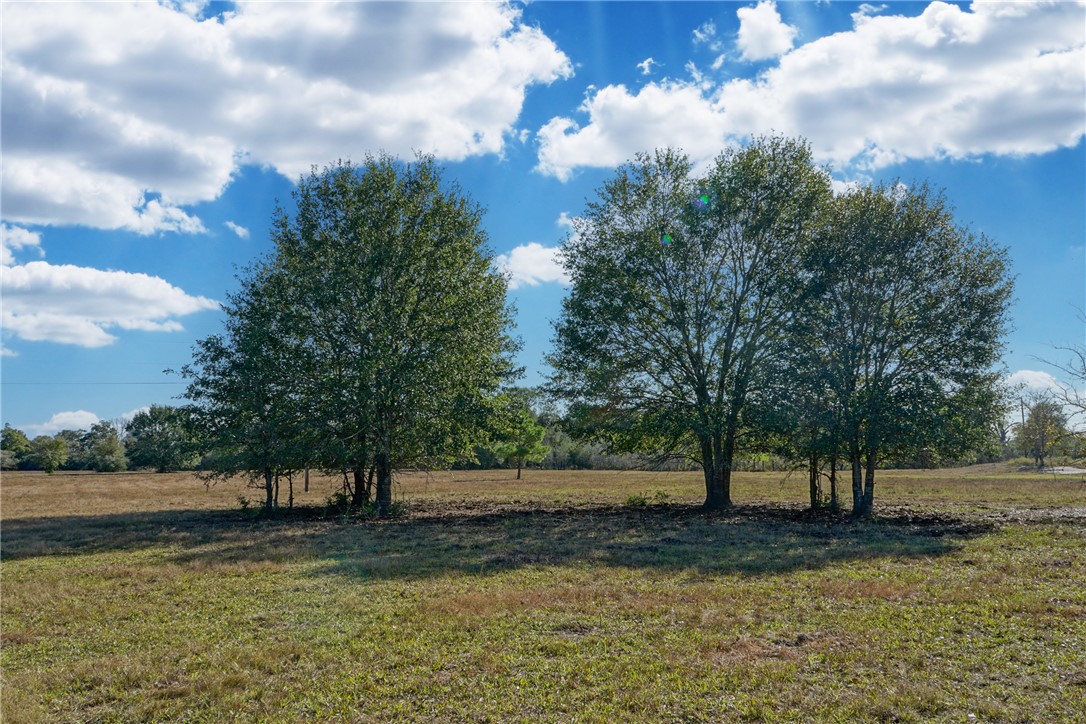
1, 501, 995, 579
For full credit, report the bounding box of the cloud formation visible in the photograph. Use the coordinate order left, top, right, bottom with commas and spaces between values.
736, 1, 798, 61
24, 410, 101, 436
495, 242, 569, 289
2, 261, 219, 347
0, 224, 43, 265
2, 1, 572, 234
692, 21, 722, 51
224, 221, 250, 239
537, 1, 1085, 179
1006, 369, 1063, 393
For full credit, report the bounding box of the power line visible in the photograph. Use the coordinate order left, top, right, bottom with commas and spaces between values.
1, 381, 185, 386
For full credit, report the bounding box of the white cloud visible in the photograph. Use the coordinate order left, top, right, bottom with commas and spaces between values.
0, 224, 43, 265
118, 406, 150, 425
0, 345, 18, 358
1, 1, 572, 233
537, 82, 731, 181
555, 210, 584, 245
692, 21, 721, 51
536, 1, 1085, 179
1006, 369, 1063, 393
737, 1, 798, 61
25, 410, 100, 436
854, 4, 888, 23
495, 242, 569, 289
1, 261, 219, 347
830, 178, 863, 196
224, 221, 250, 239
637, 57, 656, 76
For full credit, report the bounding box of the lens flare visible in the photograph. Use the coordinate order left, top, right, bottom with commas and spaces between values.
660, 233, 673, 246
693, 193, 710, 210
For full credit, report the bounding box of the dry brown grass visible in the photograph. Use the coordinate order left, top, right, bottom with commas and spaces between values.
3, 464, 1083, 520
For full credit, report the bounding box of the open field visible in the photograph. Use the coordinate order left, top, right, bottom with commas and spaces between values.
2, 468, 1085, 722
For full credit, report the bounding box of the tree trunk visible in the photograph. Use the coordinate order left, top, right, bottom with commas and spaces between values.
861, 450, 876, 515
351, 464, 368, 507
288, 472, 294, 510
808, 451, 820, 509
376, 449, 393, 518
718, 462, 733, 509
702, 432, 733, 510
701, 437, 717, 507
516, 460, 522, 480
829, 454, 839, 511
263, 467, 274, 513
273, 471, 280, 511
703, 465, 729, 509
850, 439, 865, 517
304, 467, 310, 493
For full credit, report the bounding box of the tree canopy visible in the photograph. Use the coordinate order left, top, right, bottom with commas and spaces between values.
182, 155, 519, 515
29, 435, 67, 474
2, 424, 31, 470
125, 405, 194, 473
798, 183, 1013, 514
549, 139, 1012, 515
548, 137, 832, 509
494, 407, 550, 480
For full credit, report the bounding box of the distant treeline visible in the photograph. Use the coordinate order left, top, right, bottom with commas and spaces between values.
4, 395, 1077, 477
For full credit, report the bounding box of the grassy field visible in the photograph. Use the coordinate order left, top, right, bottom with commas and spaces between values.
2, 467, 1084, 722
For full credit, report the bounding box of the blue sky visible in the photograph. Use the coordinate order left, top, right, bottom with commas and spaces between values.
1, 0, 1083, 435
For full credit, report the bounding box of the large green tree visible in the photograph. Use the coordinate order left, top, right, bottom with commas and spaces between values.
125, 405, 195, 472
181, 262, 310, 512
84, 421, 127, 472
1, 424, 31, 470
55, 429, 89, 470
29, 435, 68, 474
246, 155, 517, 516
799, 183, 1013, 516
548, 137, 831, 509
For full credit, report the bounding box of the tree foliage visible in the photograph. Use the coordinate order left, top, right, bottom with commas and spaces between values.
549, 139, 1012, 515
182, 155, 518, 516
494, 408, 550, 479
29, 435, 68, 474
1017, 397, 1069, 468
2, 424, 31, 470
181, 263, 308, 512
85, 421, 127, 472
125, 405, 194, 472
795, 183, 1013, 515
548, 137, 832, 509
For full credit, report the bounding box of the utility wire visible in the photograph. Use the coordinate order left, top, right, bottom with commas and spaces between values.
1, 381, 184, 385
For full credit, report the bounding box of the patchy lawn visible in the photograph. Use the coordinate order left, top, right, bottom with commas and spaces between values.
2, 468, 1084, 721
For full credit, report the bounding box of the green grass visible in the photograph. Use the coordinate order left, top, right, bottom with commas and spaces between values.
2, 468, 1085, 721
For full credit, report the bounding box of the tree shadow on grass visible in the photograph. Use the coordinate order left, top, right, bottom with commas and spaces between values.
0, 501, 996, 580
